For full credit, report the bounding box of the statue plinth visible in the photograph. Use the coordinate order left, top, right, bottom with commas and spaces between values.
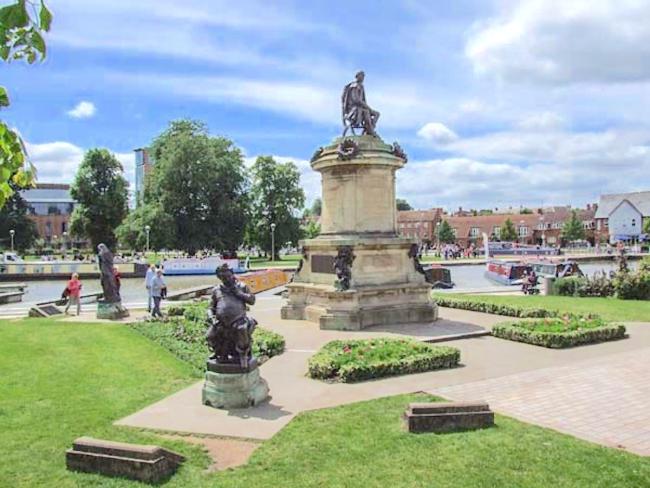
96, 300, 129, 320
202, 360, 269, 409
282, 135, 437, 330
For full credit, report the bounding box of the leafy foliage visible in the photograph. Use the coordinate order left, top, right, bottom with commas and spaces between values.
500, 218, 518, 242
492, 318, 626, 348
0, 1, 52, 206
0, 181, 36, 250
396, 198, 412, 211
69, 149, 128, 249
437, 219, 455, 244
552, 273, 614, 298
247, 155, 305, 257
561, 209, 586, 243
302, 219, 321, 239
139, 119, 249, 254
115, 200, 173, 252
308, 338, 460, 383
131, 301, 285, 376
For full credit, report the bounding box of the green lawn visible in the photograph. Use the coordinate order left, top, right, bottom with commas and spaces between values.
248, 254, 301, 269
436, 293, 650, 322
2, 319, 649, 487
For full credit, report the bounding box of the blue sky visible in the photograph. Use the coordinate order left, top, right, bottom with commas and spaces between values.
4, 0, 650, 210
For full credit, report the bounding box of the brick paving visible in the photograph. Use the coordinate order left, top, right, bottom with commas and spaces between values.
434, 346, 650, 456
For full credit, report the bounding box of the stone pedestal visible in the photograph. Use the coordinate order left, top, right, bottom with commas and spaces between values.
282, 135, 437, 330
96, 300, 129, 320
202, 360, 269, 409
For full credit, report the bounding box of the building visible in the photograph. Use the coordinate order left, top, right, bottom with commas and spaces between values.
134, 147, 154, 205
397, 209, 444, 243
21, 183, 76, 244
595, 191, 650, 243
534, 206, 596, 246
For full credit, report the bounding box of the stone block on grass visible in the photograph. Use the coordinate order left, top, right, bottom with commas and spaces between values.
404, 401, 494, 433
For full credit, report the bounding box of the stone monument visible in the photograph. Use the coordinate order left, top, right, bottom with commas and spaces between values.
202, 264, 269, 409
96, 243, 129, 320
281, 72, 437, 330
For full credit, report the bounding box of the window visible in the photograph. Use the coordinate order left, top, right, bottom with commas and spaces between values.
518, 226, 528, 237
470, 227, 480, 237
492, 226, 501, 237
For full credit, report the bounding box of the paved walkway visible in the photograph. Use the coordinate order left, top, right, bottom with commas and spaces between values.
116, 297, 650, 456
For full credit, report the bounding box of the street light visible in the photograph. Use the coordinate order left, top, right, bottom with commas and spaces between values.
62, 231, 68, 252
9, 229, 15, 252
145, 225, 151, 253
270, 223, 276, 262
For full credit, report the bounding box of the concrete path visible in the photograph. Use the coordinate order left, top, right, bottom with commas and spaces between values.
116, 297, 650, 457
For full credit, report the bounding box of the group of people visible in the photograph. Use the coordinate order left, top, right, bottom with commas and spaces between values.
521, 269, 539, 295
439, 243, 479, 260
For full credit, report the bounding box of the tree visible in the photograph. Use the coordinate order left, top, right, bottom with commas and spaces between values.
396, 198, 412, 211
310, 197, 322, 217
248, 156, 305, 258
561, 210, 586, 243
145, 120, 249, 254
70, 149, 129, 250
0, 1, 53, 207
115, 202, 173, 252
643, 217, 650, 235
500, 218, 518, 242
520, 208, 533, 214
0, 182, 36, 251
437, 220, 455, 244
302, 220, 321, 239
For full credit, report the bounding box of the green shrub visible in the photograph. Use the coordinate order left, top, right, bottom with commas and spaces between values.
492, 317, 626, 348
434, 296, 569, 318
308, 338, 460, 383
166, 305, 186, 316
613, 271, 650, 300
553, 272, 614, 298
131, 311, 285, 376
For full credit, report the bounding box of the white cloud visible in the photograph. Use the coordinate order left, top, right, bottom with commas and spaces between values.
466, 0, 650, 84
416, 122, 459, 144
516, 112, 566, 132
67, 101, 96, 119
24, 141, 134, 189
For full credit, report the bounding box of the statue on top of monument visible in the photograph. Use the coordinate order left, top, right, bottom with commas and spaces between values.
341, 71, 380, 137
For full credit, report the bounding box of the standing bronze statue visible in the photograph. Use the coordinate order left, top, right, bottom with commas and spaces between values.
341, 71, 380, 137
95, 243, 129, 319
206, 264, 258, 370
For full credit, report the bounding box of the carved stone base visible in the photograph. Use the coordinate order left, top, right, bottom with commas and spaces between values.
96, 301, 130, 320
202, 365, 269, 409
281, 282, 437, 331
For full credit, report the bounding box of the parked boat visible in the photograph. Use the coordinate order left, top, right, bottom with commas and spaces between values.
422, 265, 454, 289
487, 242, 559, 257
528, 260, 584, 279
484, 259, 532, 285
161, 256, 248, 276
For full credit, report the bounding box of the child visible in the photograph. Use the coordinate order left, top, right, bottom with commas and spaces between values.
64, 273, 82, 315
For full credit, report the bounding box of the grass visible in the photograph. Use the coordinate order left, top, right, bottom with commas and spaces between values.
435, 292, 650, 322
247, 254, 301, 269
2, 320, 649, 487
308, 338, 459, 383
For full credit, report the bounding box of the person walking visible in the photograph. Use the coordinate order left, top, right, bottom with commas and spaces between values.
145, 264, 156, 312
150, 268, 166, 318
64, 272, 82, 316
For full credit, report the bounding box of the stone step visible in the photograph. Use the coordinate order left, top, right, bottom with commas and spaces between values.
405, 401, 495, 433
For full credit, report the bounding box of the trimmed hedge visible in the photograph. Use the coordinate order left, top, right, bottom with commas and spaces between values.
131, 302, 285, 376
308, 338, 460, 383
492, 318, 626, 348
434, 296, 577, 319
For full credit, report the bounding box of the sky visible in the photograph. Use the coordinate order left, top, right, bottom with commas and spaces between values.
4, 0, 650, 211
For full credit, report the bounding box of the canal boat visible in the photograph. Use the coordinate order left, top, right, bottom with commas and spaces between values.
161, 256, 248, 276
528, 260, 584, 279
487, 242, 560, 257
484, 259, 532, 285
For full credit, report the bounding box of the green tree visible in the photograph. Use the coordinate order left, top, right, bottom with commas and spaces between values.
500, 218, 518, 242
310, 197, 322, 217
302, 219, 321, 239
561, 210, 586, 243
248, 156, 305, 258
0, 1, 52, 206
0, 182, 36, 251
520, 208, 533, 214
643, 217, 650, 235
115, 202, 173, 252
437, 220, 455, 244
147, 119, 249, 254
70, 149, 129, 250
396, 198, 412, 211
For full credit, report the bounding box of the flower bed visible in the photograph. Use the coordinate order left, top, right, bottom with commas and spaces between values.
492, 317, 626, 348
131, 302, 285, 376
308, 338, 460, 383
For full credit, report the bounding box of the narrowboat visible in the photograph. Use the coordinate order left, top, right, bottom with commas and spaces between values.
161, 256, 248, 276
487, 242, 559, 257
484, 259, 532, 285
528, 260, 583, 279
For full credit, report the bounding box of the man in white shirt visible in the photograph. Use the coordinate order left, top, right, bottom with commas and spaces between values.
145, 264, 156, 312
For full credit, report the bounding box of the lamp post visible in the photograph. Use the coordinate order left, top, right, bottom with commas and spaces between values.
539, 216, 546, 246
270, 223, 276, 262
62, 231, 68, 253
145, 225, 151, 253
9, 229, 15, 252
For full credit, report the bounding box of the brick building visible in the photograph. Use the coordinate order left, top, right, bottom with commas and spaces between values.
21, 183, 79, 245
397, 209, 444, 243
